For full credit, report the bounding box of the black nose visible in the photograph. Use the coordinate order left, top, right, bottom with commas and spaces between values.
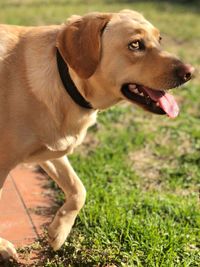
176, 64, 195, 83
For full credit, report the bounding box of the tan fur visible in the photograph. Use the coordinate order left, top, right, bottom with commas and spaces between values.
0, 10, 191, 259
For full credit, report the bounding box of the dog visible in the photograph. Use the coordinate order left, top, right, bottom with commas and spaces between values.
0, 9, 194, 260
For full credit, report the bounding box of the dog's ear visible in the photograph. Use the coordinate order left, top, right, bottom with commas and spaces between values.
56, 13, 111, 79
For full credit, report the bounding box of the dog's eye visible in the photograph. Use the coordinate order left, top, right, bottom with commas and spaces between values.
128, 40, 144, 51
159, 36, 162, 43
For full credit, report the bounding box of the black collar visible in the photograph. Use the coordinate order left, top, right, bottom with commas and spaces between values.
56, 49, 93, 109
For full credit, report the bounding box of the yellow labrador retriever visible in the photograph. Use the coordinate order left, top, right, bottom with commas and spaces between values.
0, 10, 194, 260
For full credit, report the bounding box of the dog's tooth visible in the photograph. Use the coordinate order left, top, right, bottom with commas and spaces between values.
129, 84, 137, 89
130, 87, 139, 94
129, 86, 141, 95
129, 85, 136, 93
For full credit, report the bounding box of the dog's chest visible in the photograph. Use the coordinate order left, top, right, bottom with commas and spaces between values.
47, 111, 97, 155
47, 130, 87, 155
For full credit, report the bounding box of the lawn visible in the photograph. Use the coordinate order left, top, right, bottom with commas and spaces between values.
0, 0, 200, 266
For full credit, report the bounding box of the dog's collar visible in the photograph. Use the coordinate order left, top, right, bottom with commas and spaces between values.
56, 49, 93, 109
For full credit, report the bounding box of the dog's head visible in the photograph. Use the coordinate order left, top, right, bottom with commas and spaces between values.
56, 10, 195, 117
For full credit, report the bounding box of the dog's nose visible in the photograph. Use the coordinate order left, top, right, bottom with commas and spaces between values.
177, 64, 195, 83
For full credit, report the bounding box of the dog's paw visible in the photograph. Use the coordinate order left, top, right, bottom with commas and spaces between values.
0, 238, 18, 261
48, 221, 71, 251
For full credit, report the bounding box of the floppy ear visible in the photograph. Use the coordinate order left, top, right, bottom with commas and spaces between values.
56, 13, 111, 79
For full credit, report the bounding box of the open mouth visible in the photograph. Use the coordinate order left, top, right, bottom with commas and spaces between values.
121, 84, 179, 118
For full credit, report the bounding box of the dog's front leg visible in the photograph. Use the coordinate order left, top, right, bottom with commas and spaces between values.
0, 169, 18, 261
40, 156, 86, 251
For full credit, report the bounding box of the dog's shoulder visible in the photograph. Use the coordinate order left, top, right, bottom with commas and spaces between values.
0, 25, 25, 59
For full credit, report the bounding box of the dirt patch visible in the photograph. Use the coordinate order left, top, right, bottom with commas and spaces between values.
129, 145, 176, 190
128, 129, 196, 191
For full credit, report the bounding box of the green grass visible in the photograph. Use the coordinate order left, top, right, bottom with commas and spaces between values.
1, 1, 200, 266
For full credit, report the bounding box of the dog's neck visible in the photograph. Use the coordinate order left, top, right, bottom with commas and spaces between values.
24, 27, 97, 131
56, 49, 93, 110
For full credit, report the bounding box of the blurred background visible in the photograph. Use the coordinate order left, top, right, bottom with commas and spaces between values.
0, 1, 199, 266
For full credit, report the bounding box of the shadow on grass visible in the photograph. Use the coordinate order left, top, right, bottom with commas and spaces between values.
1, 0, 200, 13
2, 235, 101, 267
107, 0, 200, 12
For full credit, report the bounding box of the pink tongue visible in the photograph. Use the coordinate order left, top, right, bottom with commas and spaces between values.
143, 87, 179, 118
